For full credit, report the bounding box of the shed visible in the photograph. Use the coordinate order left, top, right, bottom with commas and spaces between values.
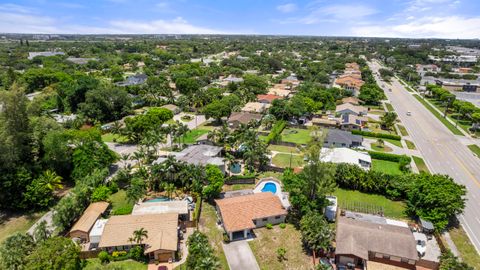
420, 218, 434, 233
69, 202, 109, 243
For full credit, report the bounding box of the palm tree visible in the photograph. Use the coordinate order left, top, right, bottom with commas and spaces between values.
163, 182, 176, 199
198, 256, 220, 270
377, 138, 385, 148
121, 153, 130, 169
39, 170, 63, 192
133, 228, 148, 245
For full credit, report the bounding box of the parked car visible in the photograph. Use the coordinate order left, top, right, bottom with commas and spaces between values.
406, 111, 412, 116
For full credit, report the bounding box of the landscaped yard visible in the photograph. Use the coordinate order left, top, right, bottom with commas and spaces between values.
199, 202, 229, 270
180, 129, 209, 144
249, 224, 313, 270
84, 258, 147, 270
397, 125, 408, 136
271, 153, 304, 168
370, 142, 393, 152
405, 140, 416, 150
371, 159, 403, 175
366, 122, 398, 136
101, 133, 129, 143
448, 226, 480, 269
109, 190, 134, 215
222, 184, 256, 192
0, 211, 44, 244
267, 144, 301, 154
412, 156, 429, 173
333, 188, 407, 219
414, 95, 464, 136
280, 128, 312, 145
467, 144, 480, 158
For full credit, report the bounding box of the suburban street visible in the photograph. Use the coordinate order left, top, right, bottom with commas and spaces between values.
369, 60, 480, 253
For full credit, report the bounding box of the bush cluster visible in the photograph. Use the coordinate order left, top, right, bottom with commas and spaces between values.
352, 130, 401, 140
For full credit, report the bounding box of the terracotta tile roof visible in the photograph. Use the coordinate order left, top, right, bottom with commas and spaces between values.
335, 75, 365, 90
98, 213, 178, 253
215, 193, 287, 233
70, 202, 109, 234
257, 94, 282, 103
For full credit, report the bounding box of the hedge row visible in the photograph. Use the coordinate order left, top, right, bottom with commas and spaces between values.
368, 151, 411, 163
352, 130, 401, 140
265, 120, 286, 144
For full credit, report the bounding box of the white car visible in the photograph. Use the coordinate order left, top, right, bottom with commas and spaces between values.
413, 232, 427, 257
406, 111, 412, 116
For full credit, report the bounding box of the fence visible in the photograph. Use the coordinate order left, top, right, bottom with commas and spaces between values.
225, 177, 256, 185
338, 200, 384, 216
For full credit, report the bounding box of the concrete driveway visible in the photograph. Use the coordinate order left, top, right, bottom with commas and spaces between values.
173, 113, 206, 130
222, 240, 260, 270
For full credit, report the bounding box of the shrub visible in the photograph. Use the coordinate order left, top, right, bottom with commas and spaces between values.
276, 247, 287, 262
368, 151, 411, 163
279, 223, 286, 229
91, 186, 112, 202
128, 246, 144, 261
112, 251, 127, 258
266, 223, 273, 229
223, 233, 230, 243
265, 120, 286, 144
98, 251, 110, 264
352, 130, 401, 140
112, 205, 133, 215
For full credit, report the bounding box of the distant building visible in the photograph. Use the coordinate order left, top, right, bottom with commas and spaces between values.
28, 51, 65, 60
336, 103, 368, 116
227, 112, 263, 129
154, 144, 225, 172
116, 74, 148, 86
256, 94, 282, 104
67, 57, 97, 65
241, 102, 271, 113
435, 79, 479, 92
339, 114, 368, 131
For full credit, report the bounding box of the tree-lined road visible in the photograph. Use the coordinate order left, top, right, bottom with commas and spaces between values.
369, 60, 480, 253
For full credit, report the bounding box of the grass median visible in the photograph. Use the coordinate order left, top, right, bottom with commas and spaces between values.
467, 144, 480, 158
412, 156, 429, 173
413, 95, 464, 136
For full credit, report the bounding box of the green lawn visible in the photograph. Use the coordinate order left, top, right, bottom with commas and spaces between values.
199, 202, 229, 270
365, 136, 403, 148
405, 140, 416, 150
467, 144, 480, 158
0, 212, 44, 244
271, 153, 304, 168
333, 188, 407, 219
280, 128, 312, 145
448, 226, 480, 269
397, 125, 408, 136
370, 142, 393, 152
385, 103, 394, 112
180, 129, 209, 144
412, 156, 429, 173
267, 144, 301, 154
372, 159, 403, 175
413, 95, 464, 136
109, 190, 134, 215
84, 259, 147, 270
101, 133, 129, 143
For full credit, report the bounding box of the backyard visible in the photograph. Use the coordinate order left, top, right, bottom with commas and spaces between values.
0, 211, 44, 244
280, 128, 312, 145
267, 144, 301, 154
371, 159, 403, 175
109, 190, 134, 215
271, 153, 304, 168
179, 129, 209, 144
84, 258, 147, 270
198, 202, 229, 270
333, 188, 407, 219
249, 224, 312, 270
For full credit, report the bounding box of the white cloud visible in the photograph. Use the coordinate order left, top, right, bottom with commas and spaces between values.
351, 16, 480, 38
276, 3, 297, 13
318, 4, 377, 20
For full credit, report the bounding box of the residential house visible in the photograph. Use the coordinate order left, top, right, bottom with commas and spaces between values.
334, 75, 365, 96
280, 75, 300, 87
227, 112, 263, 129
161, 104, 181, 114
336, 103, 368, 116
154, 144, 225, 173
339, 114, 368, 131
267, 88, 292, 97
336, 214, 420, 269
257, 94, 282, 104
416, 64, 440, 73
215, 192, 288, 240
116, 74, 148, 86
98, 213, 178, 262
323, 129, 363, 148
320, 148, 371, 170
341, 96, 360, 105
311, 117, 339, 128
67, 57, 97, 65
69, 202, 110, 243
28, 51, 65, 60
241, 102, 271, 113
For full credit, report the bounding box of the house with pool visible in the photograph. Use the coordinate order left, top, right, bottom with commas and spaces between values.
215, 177, 290, 240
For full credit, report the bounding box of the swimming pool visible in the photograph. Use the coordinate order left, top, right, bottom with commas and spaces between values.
230, 163, 241, 174
145, 196, 170, 203
261, 182, 277, 194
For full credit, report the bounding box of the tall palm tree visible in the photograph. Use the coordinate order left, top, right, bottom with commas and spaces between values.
133, 228, 148, 245
39, 170, 63, 192
163, 182, 176, 199
121, 153, 130, 169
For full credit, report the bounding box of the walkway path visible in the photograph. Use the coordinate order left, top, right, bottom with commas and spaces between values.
222, 240, 260, 270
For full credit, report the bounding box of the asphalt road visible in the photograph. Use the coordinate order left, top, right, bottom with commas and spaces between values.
369, 60, 480, 253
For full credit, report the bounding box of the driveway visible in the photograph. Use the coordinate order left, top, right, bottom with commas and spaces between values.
173, 113, 206, 130
222, 240, 260, 270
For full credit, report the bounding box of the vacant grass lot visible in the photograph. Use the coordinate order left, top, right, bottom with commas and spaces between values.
84, 259, 147, 270
412, 156, 429, 173
467, 144, 480, 158
0, 212, 44, 244
271, 153, 304, 168
109, 190, 134, 215
249, 224, 312, 270
280, 128, 311, 145
180, 129, 209, 144
199, 202, 229, 270
267, 144, 301, 154
414, 95, 464, 136
372, 159, 403, 175
448, 226, 480, 269
333, 188, 407, 219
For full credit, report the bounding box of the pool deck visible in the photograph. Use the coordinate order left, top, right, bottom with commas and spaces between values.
253, 177, 291, 209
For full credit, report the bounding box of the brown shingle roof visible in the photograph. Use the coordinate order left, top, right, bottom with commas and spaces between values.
215, 193, 287, 233
228, 112, 263, 125
336, 216, 418, 261
98, 213, 178, 253
70, 202, 109, 234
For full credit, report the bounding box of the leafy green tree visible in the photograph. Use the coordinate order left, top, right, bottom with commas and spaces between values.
175, 77, 200, 95
23, 176, 55, 209
381, 112, 398, 130
33, 220, 51, 243
79, 87, 131, 123
203, 164, 224, 200
186, 231, 219, 270
300, 212, 333, 259
359, 83, 385, 105
24, 237, 81, 270
0, 232, 36, 270
91, 186, 112, 202
127, 177, 146, 203
242, 74, 268, 94
439, 250, 474, 270
407, 174, 466, 230
202, 100, 230, 123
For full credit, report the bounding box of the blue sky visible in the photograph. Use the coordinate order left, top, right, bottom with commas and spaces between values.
0, 0, 479, 38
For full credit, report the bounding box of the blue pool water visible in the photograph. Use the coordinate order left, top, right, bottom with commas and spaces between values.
261, 182, 277, 194
146, 196, 170, 203
230, 163, 241, 174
